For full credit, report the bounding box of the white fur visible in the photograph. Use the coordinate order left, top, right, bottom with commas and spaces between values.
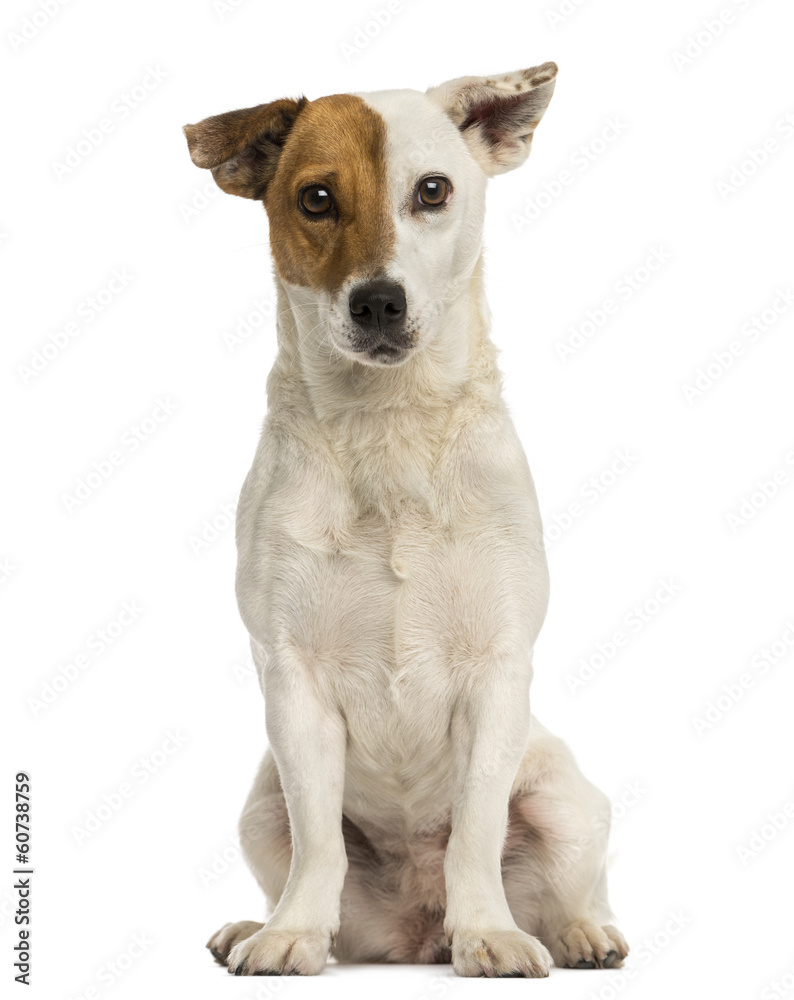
208, 71, 627, 978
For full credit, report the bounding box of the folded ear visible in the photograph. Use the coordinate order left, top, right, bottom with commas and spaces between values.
426, 63, 557, 176
183, 96, 307, 199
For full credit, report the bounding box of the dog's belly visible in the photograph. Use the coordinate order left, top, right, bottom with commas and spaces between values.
340, 664, 458, 834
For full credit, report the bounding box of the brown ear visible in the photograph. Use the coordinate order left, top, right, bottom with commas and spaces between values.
427, 63, 557, 176
183, 96, 307, 199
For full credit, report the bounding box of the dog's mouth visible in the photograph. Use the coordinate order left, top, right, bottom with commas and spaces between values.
364, 343, 408, 366
344, 336, 415, 367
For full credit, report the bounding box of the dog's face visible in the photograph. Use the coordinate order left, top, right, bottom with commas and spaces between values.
185, 65, 556, 367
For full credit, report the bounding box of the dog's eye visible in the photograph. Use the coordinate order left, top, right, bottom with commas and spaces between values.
299, 185, 335, 216
416, 176, 451, 208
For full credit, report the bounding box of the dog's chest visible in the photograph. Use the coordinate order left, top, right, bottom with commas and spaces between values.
357, 492, 433, 582
323, 492, 533, 745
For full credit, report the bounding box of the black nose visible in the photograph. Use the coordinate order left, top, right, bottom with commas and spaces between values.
349, 279, 406, 333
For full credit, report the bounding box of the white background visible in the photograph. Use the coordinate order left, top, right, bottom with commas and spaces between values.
3, 0, 793, 997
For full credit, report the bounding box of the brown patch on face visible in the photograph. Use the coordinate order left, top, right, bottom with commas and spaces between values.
264, 94, 395, 294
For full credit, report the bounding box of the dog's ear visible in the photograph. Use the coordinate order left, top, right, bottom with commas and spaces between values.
183, 96, 307, 199
426, 63, 557, 176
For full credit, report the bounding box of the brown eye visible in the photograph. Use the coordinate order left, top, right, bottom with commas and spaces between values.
417, 176, 450, 208
299, 185, 334, 216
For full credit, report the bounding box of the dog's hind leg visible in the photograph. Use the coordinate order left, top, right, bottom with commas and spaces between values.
502, 718, 629, 970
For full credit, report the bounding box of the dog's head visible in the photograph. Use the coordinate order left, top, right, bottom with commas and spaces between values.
184, 65, 557, 367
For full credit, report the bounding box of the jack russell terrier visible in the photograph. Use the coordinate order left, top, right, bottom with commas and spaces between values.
185, 62, 628, 978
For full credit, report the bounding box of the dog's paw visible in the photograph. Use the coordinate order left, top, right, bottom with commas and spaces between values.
226, 926, 331, 976
452, 928, 551, 978
549, 920, 629, 969
206, 921, 264, 965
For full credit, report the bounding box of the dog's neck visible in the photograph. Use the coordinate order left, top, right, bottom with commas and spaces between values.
265, 253, 505, 511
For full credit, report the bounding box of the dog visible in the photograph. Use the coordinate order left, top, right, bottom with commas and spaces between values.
184, 62, 628, 978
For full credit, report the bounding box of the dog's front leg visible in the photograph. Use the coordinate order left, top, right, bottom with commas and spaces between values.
226, 648, 348, 976
444, 660, 551, 978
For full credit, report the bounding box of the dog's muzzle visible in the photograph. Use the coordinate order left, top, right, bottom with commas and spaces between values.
348, 279, 411, 364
